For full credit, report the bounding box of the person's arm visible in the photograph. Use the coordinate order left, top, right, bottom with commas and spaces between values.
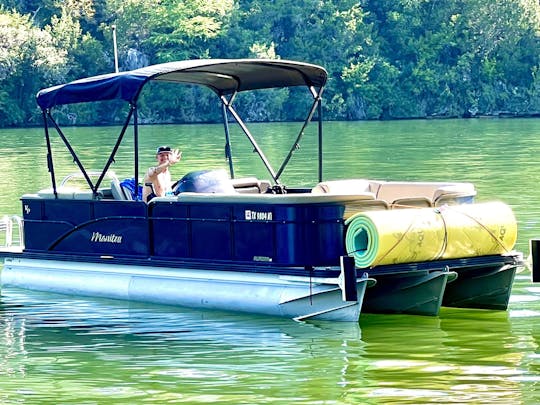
148, 161, 170, 178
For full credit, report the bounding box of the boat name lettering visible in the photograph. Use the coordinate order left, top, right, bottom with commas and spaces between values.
245, 210, 272, 221
90, 232, 123, 244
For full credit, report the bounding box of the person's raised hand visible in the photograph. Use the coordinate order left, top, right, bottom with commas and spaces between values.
169, 149, 182, 165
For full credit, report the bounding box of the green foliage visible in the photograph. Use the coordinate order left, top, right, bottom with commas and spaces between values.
360, 0, 540, 118
0, 0, 538, 126
110, 0, 234, 63
0, 7, 69, 125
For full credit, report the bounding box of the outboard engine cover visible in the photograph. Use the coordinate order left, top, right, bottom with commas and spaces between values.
174, 169, 236, 194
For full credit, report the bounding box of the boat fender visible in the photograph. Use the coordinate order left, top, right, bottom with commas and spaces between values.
530, 239, 540, 282
339, 255, 357, 302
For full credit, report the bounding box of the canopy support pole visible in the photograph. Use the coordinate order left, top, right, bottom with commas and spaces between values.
220, 94, 278, 184
318, 96, 323, 182
47, 111, 95, 193
42, 107, 134, 198
133, 104, 140, 200
275, 86, 324, 181
43, 110, 58, 198
95, 106, 135, 194
221, 102, 235, 179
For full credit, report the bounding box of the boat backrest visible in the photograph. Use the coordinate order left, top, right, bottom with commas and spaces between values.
311, 179, 376, 197
432, 184, 477, 206
311, 179, 476, 209
111, 177, 131, 200
375, 181, 476, 207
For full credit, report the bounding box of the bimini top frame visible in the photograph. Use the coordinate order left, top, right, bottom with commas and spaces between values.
36, 59, 328, 199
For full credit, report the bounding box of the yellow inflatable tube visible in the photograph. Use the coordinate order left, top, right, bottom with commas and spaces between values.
344, 201, 517, 268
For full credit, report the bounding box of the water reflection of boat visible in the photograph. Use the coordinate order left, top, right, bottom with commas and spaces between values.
358, 309, 529, 404
0, 59, 524, 321
0, 286, 361, 347
0, 287, 365, 402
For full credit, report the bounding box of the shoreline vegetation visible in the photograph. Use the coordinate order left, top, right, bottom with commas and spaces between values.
1, 0, 539, 127
14, 114, 540, 131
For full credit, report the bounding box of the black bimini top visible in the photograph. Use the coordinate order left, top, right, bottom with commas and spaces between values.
36, 59, 328, 109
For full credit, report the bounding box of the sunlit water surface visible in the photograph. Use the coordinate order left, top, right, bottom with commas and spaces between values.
1, 119, 540, 403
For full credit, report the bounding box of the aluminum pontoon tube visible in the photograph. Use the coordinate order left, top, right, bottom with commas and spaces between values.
1, 257, 375, 322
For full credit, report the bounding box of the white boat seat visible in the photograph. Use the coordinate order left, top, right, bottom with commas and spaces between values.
231, 177, 271, 194
37, 186, 80, 199
73, 190, 101, 200
36, 187, 102, 200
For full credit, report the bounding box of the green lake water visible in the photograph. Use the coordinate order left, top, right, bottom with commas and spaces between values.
0, 119, 539, 404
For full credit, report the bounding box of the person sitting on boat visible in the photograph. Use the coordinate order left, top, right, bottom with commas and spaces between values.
142, 145, 182, 202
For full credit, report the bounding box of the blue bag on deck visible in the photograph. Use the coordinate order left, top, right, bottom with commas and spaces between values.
120, 178, 143, 200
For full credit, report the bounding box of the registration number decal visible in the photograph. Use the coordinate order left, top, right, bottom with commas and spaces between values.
244, 210, 273, 221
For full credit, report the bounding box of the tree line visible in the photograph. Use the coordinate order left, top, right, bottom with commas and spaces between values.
1, 0, 539, 127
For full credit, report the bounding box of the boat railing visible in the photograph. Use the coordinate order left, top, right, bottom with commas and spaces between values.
0, 215, 23, 248
150, 192, 376, 205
